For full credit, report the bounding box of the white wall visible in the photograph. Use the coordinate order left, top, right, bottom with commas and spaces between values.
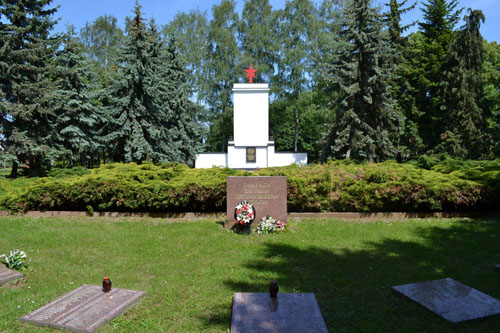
228, 144, 268, 169
269, 152, 308, 167
195, 153, 227, 168
233, 83, 269, 147
195, 145, 307, 169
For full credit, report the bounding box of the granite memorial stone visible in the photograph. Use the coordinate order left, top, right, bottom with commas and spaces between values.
392, 278, 500, 322
0, 265, 23, 285
226, 176, 287, 229
231, 292, 328, 333
20, 284, 144, 332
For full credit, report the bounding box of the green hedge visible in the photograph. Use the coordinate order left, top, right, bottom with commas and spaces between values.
1, 159, 499, 213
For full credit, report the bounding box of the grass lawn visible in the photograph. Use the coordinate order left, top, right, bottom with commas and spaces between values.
1, 217, 499, 332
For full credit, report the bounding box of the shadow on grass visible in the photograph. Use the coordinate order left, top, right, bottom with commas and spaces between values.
201, 219, 500, 332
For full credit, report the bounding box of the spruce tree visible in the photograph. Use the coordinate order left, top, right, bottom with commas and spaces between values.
437, 9, 487, 158
384, 0, 424, 159
323, 0, 401, 161
415, 0, 462, 150
51, 26, 101, 167
100, 4, 202, 164
0, 0, 62, 176
483, 41, 500, 157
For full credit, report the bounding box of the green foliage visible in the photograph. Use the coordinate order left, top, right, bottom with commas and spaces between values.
437, 9, 488, 158
0, 0, 63, 176
322, 0, 401, 161
414, 0, 462, 149
100, 4, 202, 165
79, 15, 124, 88
238, 0, 276, 84
204, 0, 240, 152
2, 161, 499, 213
482, 41, 500, 157
162, 9, 209, 104
51, 27, 102, 167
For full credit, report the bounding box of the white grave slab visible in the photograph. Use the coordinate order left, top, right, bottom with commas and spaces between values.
0, 265, 23, 285
392, 278, 500, 322
20, 284, 144, 332
231, 292, 328, 333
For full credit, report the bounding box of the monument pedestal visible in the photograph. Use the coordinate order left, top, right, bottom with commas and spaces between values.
226, 176, 287, 229
195, 82, 307, 169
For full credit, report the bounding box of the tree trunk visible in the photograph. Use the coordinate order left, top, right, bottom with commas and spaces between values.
10, 161, 18, 178
294, 108, 299, 152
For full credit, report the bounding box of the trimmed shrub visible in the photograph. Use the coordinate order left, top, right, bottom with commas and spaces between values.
1, 159, 499, 213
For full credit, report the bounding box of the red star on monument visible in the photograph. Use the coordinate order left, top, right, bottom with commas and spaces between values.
244, 65, 258, 83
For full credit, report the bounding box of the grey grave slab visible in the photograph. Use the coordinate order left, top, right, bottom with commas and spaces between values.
392, 278, 500, 323
20, 284, 144, 332
231, 292, 328, 333
0, 265, 23, 285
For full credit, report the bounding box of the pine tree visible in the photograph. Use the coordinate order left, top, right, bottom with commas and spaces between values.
100, 3, 202, 164
323, 0, 401, 161
0, 0, 62, 177
437, 9, 487, 158
50, 26, 101, 167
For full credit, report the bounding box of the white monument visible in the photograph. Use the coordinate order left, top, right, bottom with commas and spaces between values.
195, 68, 307, 169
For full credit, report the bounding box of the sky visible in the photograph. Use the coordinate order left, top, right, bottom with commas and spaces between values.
52, 0, 499, 43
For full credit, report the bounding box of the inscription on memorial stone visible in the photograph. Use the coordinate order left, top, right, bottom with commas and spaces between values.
393, 278, 500, 323
226, 176, 287, 228
0, 265, 23, 285
231, 292, 328, 333
20, 284, 144, 332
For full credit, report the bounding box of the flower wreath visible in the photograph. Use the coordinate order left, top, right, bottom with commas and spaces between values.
234, 200, 256, 225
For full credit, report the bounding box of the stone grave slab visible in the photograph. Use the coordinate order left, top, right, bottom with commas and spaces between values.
231, 292, 328, 333
20, 284, 144, 332
226, 176, 287, 229
392, 278, 500, 323
0, 265, 23, 285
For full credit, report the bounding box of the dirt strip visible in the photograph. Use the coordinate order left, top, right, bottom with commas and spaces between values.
0, 210, 499, 221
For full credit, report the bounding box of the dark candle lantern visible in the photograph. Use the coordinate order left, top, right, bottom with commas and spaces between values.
103, 277, 112, 293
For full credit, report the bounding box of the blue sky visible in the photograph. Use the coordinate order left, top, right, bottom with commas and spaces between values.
52, 0, 499, 43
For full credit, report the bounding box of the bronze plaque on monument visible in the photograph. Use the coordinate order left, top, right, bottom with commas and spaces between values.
226, 176, 287, 228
